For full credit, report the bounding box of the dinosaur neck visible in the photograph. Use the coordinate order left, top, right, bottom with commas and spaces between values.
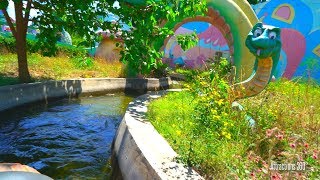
231, 57, 273, 100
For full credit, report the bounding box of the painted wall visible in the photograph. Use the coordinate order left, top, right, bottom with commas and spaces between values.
252, 0, 320, 82
165, 0, 320, 82
163, 22, 230, 69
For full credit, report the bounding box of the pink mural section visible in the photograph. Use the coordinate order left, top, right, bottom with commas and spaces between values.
175, 27, 193, 35
164, 23, 230, 69
281, 29, 306, 78
275, 6, 291, 20
198, 25, 227, 47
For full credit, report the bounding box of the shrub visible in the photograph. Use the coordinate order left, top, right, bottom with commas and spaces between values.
0, 33, 87, 58
72, 56, 94, 69
148, 58, 320, 178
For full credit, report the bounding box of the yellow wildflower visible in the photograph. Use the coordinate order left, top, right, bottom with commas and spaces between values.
176, 130, 182, 136
211, 109, 217, 114
225, 133, 231, 139
213, 115, 220, 119
216, 99, 224, 106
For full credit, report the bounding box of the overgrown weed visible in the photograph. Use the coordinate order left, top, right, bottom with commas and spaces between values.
148, 59, 319, 179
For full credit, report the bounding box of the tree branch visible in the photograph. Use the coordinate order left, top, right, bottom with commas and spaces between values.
1, 9, 17, 38
15, 1, 25, 34
24, 0, 33, 33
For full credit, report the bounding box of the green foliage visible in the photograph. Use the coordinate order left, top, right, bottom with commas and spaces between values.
0, 33, 95, 71
30, 1, 113, 55
301, 57, 320, 80
247, 0, 258, 4
56, 44, 87, 58
0, 33, 16, 52
3, 0, 207, 79
0, 33, 87, 57
0, 75, 19, 86
0, 0, 9, 9
247, 0, 267, 5
1, 1, 121, 82
69, 33, 89, 47
148, 60, 320, 178
176, 32, 198, 51
180, 59, 247, 166
72, 56, 94, 69
109, 0, 207, 77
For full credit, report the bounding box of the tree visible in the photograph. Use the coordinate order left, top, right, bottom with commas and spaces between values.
107, 0, 207, 77
1, 0, 32, 82
0, 0, 207, 81
0, 0, 113, 83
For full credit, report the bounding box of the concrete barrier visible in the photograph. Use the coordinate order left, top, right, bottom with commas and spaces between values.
0, 78, 171, 112
111, 91, 203, 180
0, 78, 202, 179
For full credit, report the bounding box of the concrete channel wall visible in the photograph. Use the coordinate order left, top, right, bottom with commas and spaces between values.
111, 91, 203, 180
0, 78, 171, 112
0, 77, 202, 179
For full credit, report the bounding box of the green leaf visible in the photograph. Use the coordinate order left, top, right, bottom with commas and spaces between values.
0, 0, 9, 9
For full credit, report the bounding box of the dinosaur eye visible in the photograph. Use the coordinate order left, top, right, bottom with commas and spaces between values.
269, 31, 277, 39
253, 29, 262, 37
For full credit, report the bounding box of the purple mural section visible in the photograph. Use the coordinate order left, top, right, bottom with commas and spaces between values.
163, 22, 230, 69
253, 0, 320, 82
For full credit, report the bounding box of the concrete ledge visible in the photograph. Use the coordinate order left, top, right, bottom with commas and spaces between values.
0, 77, 171, 112
111, 91, 203, 180
169, 73, 186, 81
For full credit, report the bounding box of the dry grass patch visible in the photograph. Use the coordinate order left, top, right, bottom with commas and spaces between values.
0, 53, 125, 86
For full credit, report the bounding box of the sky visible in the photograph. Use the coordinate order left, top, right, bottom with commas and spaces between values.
7, 1, 37, 25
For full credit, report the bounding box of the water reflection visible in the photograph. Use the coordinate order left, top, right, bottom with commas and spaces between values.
0, 93, 133, 179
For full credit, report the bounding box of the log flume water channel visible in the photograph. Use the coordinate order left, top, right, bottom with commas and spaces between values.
0, 93, 133, 179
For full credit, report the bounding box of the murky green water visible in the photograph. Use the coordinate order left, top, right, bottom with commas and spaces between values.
0, 93, 133, 179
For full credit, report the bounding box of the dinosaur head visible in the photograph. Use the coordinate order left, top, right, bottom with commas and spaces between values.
245, 22, 281, 79
246, 22, 281, 59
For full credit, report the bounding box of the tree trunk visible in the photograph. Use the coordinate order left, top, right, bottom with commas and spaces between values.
16, 31, 31, 83
15, 2, 31, 83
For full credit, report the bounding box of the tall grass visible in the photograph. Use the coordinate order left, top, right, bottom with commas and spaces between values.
148, 68, 319, 179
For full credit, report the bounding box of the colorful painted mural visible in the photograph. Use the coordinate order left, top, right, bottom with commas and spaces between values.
253, 0, 320, 82
164, 22, 230, 69
162, 0, 259, 80
164, 0, 320, 82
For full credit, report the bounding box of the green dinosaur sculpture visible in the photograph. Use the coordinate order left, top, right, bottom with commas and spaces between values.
118, 1, 281, 100
232, 22, 282, 99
